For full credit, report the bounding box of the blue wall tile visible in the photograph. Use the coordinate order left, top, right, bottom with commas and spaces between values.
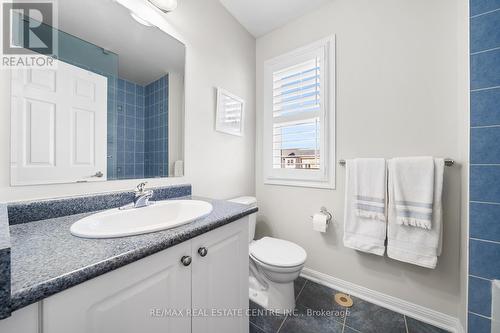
109, 76, 170, 179
470, 166, 500, 202
116, 166, 123, 178
470, 0, 500, 319
125, 81, 135, 93
125, 140, 135, 153
136, 85, 144, 96
125, 127, 135, 140
124, 164, 135, 178
125, 115, 135, 129
135, 141, 144, 153
471, 87, 500, 126
116, 89, 124, 103
471, 10, 500, 53
124, 151, 135, 163
471, 127, 500, 163
471, 202, 500, 242
469, 276, 492, 316
116, 151, 124, 165
470, 239, 500, 279
471, 0, 500, 16
116, 113, 124, 127
144, 75, 169, 177
471, 49, 500, 90
468, 312, 492, 333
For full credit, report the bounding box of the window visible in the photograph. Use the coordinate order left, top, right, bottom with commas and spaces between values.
263, 36, 335, 189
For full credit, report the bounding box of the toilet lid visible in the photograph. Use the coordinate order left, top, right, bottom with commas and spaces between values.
250, 237, 307, 268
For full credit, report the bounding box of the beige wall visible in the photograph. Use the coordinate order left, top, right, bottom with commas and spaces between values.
0, 0, 256, 202
256, 0, 468, 318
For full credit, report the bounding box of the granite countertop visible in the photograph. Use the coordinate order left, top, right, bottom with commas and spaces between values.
8, 196, 257, 312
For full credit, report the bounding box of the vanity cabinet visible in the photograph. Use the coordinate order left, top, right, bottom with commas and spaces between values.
0, 218, 249, 333
43, 239, 193, 333
191, 218, 249, 333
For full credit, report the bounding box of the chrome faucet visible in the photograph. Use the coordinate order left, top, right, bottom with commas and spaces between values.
133, 182, 153, 208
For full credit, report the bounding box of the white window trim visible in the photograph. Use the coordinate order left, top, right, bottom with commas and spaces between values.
263, 36, 336, 190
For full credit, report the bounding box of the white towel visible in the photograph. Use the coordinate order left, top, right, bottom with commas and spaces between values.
353, 158, 387, 222
343, 159, 387, 256
387, 158, 444, 269
392, 157, 435, 229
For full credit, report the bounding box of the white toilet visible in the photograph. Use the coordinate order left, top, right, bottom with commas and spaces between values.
229, 197, 307, 314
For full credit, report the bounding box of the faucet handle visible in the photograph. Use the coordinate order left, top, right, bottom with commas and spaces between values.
136, 182, 148, 193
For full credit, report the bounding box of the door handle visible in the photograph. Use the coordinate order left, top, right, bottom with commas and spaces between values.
198, 247, 208, 257
181, 256, 192, 266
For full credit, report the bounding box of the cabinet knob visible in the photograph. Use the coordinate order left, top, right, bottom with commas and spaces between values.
198, 247, 208, 257
181, 256, 192, 266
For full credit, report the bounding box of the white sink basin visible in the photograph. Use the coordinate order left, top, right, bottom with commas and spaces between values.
70, 200, 213, 239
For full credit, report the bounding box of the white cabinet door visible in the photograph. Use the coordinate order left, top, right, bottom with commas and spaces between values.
0, 303, 39, 333
42, 241, 192, 333
10, 60, 107, 185
191, 218, 249, 333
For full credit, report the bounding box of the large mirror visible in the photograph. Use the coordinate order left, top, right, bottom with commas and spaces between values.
9, 0, 185, 185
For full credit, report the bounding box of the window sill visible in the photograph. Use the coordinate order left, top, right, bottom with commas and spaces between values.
263, 178, 335, 190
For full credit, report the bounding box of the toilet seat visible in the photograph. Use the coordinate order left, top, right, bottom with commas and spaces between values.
250, 237, 307, 268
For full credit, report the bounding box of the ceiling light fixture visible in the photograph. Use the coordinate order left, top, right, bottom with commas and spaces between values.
147, 0, 178, 12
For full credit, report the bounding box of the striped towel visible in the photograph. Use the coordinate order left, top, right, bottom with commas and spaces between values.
353, 158, 387, 222
387, 158, 444, 268
391, 157, 435, 229
344, 159, 387, 256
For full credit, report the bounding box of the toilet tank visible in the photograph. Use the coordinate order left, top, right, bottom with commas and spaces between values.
228, 196, 257, 243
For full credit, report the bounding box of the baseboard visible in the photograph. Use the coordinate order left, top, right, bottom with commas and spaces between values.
300, 267, 464, 333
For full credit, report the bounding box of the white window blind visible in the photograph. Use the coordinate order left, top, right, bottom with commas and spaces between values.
272, 58, 321, 170
263, 36, 335, 189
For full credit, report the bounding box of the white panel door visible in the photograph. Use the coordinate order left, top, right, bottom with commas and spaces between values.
10, 60, 107, 185
42, 242, 192, 333
191, 218, 249, 333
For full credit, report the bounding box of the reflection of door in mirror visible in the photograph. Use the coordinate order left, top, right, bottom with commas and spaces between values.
11, 61, 108, 185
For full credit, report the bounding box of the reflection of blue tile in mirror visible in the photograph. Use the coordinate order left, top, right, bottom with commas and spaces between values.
111, 75, 169, 180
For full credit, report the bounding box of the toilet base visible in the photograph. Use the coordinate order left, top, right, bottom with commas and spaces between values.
249, 277, 296, 315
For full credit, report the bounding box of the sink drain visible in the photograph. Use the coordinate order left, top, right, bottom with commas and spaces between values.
334, 293, 353, 307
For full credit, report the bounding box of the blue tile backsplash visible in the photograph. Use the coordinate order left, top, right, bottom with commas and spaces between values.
469, 1, 500, 331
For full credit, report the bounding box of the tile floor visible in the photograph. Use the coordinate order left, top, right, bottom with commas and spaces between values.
249, 277, 450, 333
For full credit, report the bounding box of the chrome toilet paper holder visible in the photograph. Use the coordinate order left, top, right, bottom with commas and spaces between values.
310, 207, 333, 225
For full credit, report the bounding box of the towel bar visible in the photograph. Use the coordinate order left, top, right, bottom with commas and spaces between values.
338, 158, 455, 167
